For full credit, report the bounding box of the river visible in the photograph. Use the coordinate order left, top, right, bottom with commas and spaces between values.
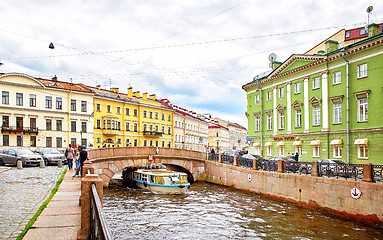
103, 182, 383, 240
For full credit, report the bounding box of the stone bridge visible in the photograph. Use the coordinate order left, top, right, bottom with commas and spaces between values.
88, 147, 207, 187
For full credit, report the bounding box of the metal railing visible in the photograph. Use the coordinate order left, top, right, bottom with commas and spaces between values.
318, 163, 363, 180
208, 153, 219, 162
257, 158, 278, 172
90, 183, 113, 240
238, 156, 253, 168
221, 155, 234, 165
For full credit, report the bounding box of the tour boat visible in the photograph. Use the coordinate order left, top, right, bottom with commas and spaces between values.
133, 163, 190, 194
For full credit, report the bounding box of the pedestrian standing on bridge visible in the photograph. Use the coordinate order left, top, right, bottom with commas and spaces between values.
79, 145, 89, 177
73, 145, 82, 177
65, 144, 75, 170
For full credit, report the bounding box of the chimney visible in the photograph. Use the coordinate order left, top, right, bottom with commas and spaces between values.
149, 94, 156, 100
325, 40, 338, 53
128, 87, 132, 98
368, 24, 380, 37
110, 87, 119, 93
96, 85, 101, 90
133, 91, 140, 98
143, 92, 148, 100
52, 75, 57, 82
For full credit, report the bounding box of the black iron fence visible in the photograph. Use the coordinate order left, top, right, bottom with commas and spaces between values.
90, 183, 113, 240
207, 154, 383, 182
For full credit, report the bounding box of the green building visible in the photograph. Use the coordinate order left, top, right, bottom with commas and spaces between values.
242, 24, 383, 164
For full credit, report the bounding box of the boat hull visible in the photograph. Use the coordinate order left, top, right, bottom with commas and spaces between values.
135, 180, 189, 194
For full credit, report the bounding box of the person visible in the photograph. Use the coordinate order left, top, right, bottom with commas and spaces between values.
73, 146, 82, 177
65, 144, 75, 170
294, 152, 299, 161
211, 148, 215, 154
286, 152, 291, 159
79, 145, 89, 177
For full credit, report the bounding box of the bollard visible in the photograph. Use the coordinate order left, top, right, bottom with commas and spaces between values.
218, 154, 222, 163
277, 159, 284, 173
253, 158, 258, 170
58, 159, 62, 168
17, 160, 23, 169
311, 161, 318, 177
362, 163, 374, 182
234, 155, 238, 166
40, 159, 45, 168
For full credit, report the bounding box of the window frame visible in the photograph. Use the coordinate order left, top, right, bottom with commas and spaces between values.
16, 93, 23, 106
30, 94, 36, 107
313, 145, 321, 157
357, 63, 367, 79
266, 113, 272, 131
294, 82, 301, 94
357, 145, 368, 159
46, 96, 52, 109
2, 91, 9, 104
333, 145, 342, 158
312, 77, 320, 89
333, 102, 342, 124
358, 98, 368, 122
313, 106, 321, 126
333, 71, 341, 85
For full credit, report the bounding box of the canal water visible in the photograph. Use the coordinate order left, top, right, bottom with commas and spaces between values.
103, 182, 383, 240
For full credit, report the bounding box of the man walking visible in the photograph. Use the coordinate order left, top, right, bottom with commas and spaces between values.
79, 145, 88, 177
65, 144, 75, 170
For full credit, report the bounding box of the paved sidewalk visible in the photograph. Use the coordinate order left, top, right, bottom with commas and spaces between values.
23, 169, 82, 240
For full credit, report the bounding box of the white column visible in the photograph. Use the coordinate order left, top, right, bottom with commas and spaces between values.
273, 87, 278, 135
321, 72, 329, 131
286, 82, 292, 134
304, 78, 310, 133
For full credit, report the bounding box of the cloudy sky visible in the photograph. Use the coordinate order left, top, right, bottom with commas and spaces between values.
1, 0, 382, 127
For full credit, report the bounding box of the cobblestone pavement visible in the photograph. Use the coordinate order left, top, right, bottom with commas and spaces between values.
0, 166, 65, 239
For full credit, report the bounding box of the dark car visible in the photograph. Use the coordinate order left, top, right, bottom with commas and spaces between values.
0, 148, 42, 167
34, 148, 67, 166
298, 159, 352, 177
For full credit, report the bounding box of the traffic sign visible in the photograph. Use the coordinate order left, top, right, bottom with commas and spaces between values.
351, 187, 362, 199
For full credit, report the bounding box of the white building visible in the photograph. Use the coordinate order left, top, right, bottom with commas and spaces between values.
211, 117, 247, 151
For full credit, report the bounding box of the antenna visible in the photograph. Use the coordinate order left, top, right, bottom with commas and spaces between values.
268, 53, 277, 69
366, 6, 373, 25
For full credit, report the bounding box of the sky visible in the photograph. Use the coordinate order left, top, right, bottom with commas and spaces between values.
1, 0, 382, 128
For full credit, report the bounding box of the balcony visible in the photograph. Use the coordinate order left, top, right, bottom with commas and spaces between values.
1, 126, 39, 134
102, 128, 119, 135
143, 131, 162, 138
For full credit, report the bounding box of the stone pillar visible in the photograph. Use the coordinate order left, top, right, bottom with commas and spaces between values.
277, 159, 284, 173
77, 174, 104, 240
82, 163, 95, 175
82, 160, 93, 177
362, 163, 374, 182
39, 159, 45, 168
218, 154, 222, 163
234, 156, 238, 166
17, 160, 23, 169
311, 161, 318, 177
253, 159, 258, 170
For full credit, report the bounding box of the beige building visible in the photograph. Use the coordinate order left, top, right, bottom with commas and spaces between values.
208, 120, 230, 153
0, 73, 94, 151
211, 117, 247, 151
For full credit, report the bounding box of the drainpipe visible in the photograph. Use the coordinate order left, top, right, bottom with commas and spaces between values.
255, 78, 263, 157
342, 50, 350, 164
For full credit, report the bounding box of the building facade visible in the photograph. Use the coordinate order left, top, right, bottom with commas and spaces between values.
243, 24, 383, 164
208, 122, 230, 153
0, 73, 94, 151
211, 117, 247, 151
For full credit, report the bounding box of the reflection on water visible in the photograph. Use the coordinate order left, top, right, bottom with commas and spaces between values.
103, 182, 383, 240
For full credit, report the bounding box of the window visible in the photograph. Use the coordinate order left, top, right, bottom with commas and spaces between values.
313, 106, 321, 126
143, 140, 147, 146
143, 123, 147, 131
358, 145, 368, 159
56, 137, 63, 148
2, 91, 9, 104
30, 94, 36, 107
134, 122, 138, 132
255, 94, 259, 104
97, 137, 102, 143
143, 110, 147, 118
254, 115, 260, 131
294, 82, 301, 94
279, 146, 285, 156
126, 139, 130, 147
96, 103, 101, 112
17, 135, 23, 147
313, 146, 320, 157
81, 101, 87, 112
266, 113, 272, 131
333, 71, 341, 85
46, 96, 52, 108
2, 116, 9, 127
266, 91, 272, 101
117, 138, 122, 144
345, 31, 351, 38
168, 114, 171, 121
71, 138, 76, 147
96, 119, 101, 129
3, 135, 9, 146
278, 87, 284, 98
117, 121, 121, 130
295, 146, 302, 156
155, 141, 159, 147
162, 125, 165, 133
334, 145, 342, 158
106, 120, 111, 129
134, 139, 138, 147
30, 136, 36, 147
16, 93, 23, 106
56, 97, 62, 109
125, 121, 130, 131
149, 140, 153, 146
295, 109, 302, 128
71, 100, 77, 111
333, 103, 342, 124
149, 111, 153, 119
358, 98, 368, 122
46, 137, 52, 147
46, 119, 52, 130
56, 120, 62, 131
360, 27, 368, 35
133, 109, 138, 117
267, 146, 272, 156
125, 108, 130, 115
313, 77, 320, 89
155, 112, 159, 119
116, 106, 121, 114
357, 63, 367, 78
107, 105, 111, 113
162, 141, 165, 147
168, 126, 171, 135
71, 121, 76, 132
279, 112, 285, 130
161, 113, 165, 120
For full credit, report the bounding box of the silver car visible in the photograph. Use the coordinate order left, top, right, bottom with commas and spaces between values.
0, 148, 42, 167
34, 148, 67, 166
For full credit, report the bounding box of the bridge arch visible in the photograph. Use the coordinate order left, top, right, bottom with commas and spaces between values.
88, 147, 207, 187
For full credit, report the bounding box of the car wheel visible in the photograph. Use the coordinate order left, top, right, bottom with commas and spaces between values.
326, 169, 334, 177
301, 168, 308, 175
0, 159, 4, 166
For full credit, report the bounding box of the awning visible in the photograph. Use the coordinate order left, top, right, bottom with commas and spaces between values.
293, 141, 302, 146
276, 141, 285, 146
310, 140, 321, 146
253, 142, 261, 147
354, 138, 368, 145
330, 139, 342, 145
265, 142, 272, 147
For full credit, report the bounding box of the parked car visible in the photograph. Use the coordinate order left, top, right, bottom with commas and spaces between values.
34, 148, 67, 166
0, 148, 43, 167
266, 156, 301, 173
223, 150, 240, 157
298, 159, 349, 176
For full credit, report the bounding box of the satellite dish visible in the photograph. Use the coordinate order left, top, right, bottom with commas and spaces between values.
366, 6, 373, 13
268, 53, 277, 62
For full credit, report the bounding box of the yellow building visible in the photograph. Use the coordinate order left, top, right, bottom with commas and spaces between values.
91, 86, 174, 149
